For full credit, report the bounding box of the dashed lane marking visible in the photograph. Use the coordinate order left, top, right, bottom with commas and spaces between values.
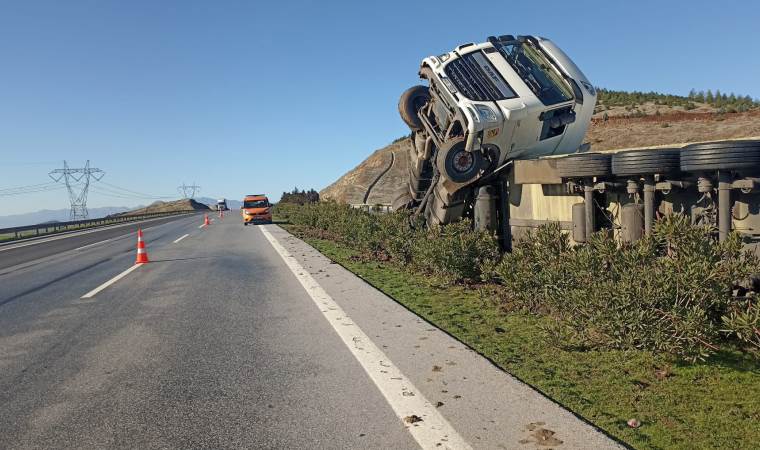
173, 233, 189, 243
81, 263, 143, 298
74, 238, 113, 251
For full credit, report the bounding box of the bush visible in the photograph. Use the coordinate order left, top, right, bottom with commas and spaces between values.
411, 220, 500, 283
495, 216, 760, 361
376, 211, 419, 264
278, 202, 498, 283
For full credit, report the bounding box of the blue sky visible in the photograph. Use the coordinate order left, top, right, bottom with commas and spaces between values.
1, 0, 758, 216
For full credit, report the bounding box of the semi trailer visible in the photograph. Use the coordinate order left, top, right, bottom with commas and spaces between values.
396, 34, 760, 248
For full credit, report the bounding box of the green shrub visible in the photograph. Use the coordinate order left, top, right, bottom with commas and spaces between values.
722, 301, 760, 351
279, 202, 498, 281
376, 211, 419, 264
411, 220, 500, 283
495, 216, 760, 361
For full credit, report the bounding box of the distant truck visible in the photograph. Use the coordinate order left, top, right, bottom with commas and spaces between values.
216, 198, 228, 211
241, 194, 272, 225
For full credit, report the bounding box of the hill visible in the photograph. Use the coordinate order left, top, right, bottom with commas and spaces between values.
321, 138, 410, 204
119, 199, 210, 216
322, 92, 760, 205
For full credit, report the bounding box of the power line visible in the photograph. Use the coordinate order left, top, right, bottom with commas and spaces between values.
177, 182, 201, 199
49, 161, 105, 220
90, 185, 171, 201
0, 182, 69, 197
97, 181, 174, 199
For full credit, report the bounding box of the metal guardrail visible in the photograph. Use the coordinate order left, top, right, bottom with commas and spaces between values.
0, 210, 198, 242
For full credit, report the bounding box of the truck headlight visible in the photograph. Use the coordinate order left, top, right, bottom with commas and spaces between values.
475, 105, 498, 123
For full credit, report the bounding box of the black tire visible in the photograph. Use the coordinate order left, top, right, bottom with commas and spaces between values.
680, 140, 760, 172
398, 85, 430, 131
243, 222, 248, 226
612, 148, 681, 176
556, 153, 612, 178
436, 137, 483, 183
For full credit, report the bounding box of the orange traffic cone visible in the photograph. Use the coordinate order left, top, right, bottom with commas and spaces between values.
135, 229, 149, 264
204, 214, 210, 226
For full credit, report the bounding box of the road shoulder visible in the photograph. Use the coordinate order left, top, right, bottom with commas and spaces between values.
264, 225, 622, 450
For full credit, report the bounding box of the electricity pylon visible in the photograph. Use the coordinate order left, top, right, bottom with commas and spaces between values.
177, 182, 201, 199
49, 160, 105, 220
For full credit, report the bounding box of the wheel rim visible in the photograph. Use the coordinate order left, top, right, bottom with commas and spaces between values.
452, 150, 474, 173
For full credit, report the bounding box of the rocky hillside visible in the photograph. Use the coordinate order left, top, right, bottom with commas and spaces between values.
321, 138, 410, 205
322, 106, 760, 205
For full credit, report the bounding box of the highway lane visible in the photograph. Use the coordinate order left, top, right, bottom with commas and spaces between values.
0, 213, 620, 449
0, 214, 417, 449
0, 213, 202, 271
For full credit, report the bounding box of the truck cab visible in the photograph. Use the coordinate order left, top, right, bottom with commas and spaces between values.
241, 194, 272, 225
396, 35, 596, 226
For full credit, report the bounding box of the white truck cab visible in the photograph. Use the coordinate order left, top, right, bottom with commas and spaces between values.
397, 35, 596, 225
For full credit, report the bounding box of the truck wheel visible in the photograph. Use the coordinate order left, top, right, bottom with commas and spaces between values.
556, 153, 612, 178
398, 85, 430, 131
437, 137, 483, 183
680, 140, 760, 172
612, 148, 681, 176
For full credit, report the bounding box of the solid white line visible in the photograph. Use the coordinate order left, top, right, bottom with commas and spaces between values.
81, 263, 143, 298
173, 233, 189, 244
259, 226, 471, 450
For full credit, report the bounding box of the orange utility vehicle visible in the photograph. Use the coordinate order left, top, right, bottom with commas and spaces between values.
241, 194, 272, 225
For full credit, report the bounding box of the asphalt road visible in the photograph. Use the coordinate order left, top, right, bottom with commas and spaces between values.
0, 213, 620, 449
0, 213, 200, 272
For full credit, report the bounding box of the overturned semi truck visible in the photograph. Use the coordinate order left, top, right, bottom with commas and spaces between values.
396, 34, 760, 248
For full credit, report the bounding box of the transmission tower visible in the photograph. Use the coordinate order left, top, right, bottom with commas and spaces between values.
49, 160, 105, 220
177, 182, 201, 199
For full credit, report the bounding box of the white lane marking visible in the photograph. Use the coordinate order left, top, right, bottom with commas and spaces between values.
260, 226, 471, 450
198, 224, 206, 229
74, 238, 112, 251
0, 214, 195, 252
173, 233, 189, 244
81, 263, 143, 298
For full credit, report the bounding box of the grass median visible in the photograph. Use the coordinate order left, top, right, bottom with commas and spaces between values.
281, 222, 760, 450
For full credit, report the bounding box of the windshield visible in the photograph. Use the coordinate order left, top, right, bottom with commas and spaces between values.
244, 200, 268, 208
496, 41, 573, 106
